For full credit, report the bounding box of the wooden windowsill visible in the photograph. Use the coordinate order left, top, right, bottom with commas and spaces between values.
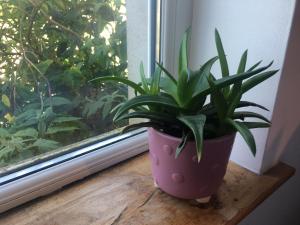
0, 153, 294, 225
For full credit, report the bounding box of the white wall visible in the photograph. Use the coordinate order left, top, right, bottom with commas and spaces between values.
261, 1, 300, 173
189, 0, 296, 173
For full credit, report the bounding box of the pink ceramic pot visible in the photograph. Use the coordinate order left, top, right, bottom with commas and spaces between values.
148, 128, 236, 200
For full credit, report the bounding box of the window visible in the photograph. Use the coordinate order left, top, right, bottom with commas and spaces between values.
0, 0, 131, 171
0, 0, 156, 212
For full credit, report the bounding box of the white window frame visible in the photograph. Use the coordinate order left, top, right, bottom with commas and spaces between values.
0, 130, 148, 213
160, 0, 193, 78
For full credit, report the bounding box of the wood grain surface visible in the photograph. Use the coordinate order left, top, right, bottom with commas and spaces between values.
0, 153, 294, 225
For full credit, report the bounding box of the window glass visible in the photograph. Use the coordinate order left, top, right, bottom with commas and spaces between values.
0, 0, 135, 171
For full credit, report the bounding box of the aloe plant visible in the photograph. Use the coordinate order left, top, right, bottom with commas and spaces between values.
92, 29, 278, 162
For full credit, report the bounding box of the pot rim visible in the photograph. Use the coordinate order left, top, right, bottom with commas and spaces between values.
148, 127, 236, 143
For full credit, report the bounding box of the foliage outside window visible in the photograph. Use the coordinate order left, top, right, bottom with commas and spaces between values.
0, 0, 128, 169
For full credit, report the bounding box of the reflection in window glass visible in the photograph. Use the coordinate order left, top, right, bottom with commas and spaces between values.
0, 0, 129, 169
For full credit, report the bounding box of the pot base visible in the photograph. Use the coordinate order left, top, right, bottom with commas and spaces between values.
196, 196, 211, 203
153, 180, 211, 203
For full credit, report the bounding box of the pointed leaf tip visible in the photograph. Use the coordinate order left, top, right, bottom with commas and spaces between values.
197, 154, 201, 163
177, 114, 206, 161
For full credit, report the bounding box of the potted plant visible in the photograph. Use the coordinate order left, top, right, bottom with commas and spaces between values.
92, 29, 278, 202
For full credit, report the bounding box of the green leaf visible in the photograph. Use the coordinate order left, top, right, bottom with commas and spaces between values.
178, 30, 189, 77
14, 109, 39, 129
242, 121, 271, 129
233, 111, 271, 123
54, 0, 65, 10
114, 95, 180, 121
159, 77, 179, 103
14, 128, 38, 138
207, 76, 228, 120
150, 66, 162, 95
226, 118, 256, 156
227, 92, 242, 117
227, 50, 247, 115
177, 114, 206, 162
189, 95, 207, 113
52, 116, 81, 123
215, 29, 230, 96
215, 29, 229, 77
213, 61, 274, 88
227, 48, 248, 115
156, 62, 177, 84
83, 100, 104, 118
98, 4, 114, 21
32, 139, 60, 151
36, 60, 53, 75
38, 120, 47, 137
0, 128, 10, 137
111, 102, 123, 114
139, 62, 150, 93
189, 56, 218, 97
237, 101, 269, 111
46, 126, 79, 134
175, 131, 191, 158
241, 69, 279, 94
199, 103, 217, 116
177, 69, 191, 107
237, 50, 248, 74
247, 60, 262, 72
2, 94, 11, 107
0, 146, 15, 160
45, 96, 72, 107
189, 63, 275, 107
60, 66, 84, 89
177, 30, 191, 107
102, 101, 112, 119
90, 76, 145, 94
200, 101, 269, 117
40, 107, 56, 123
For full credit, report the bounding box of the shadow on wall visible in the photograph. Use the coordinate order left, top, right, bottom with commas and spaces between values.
240, 124, 300, 225
281, 125, 300, 222
265, 129, 284, 164
283, 124, 300, 168
267, 124, 300, 224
